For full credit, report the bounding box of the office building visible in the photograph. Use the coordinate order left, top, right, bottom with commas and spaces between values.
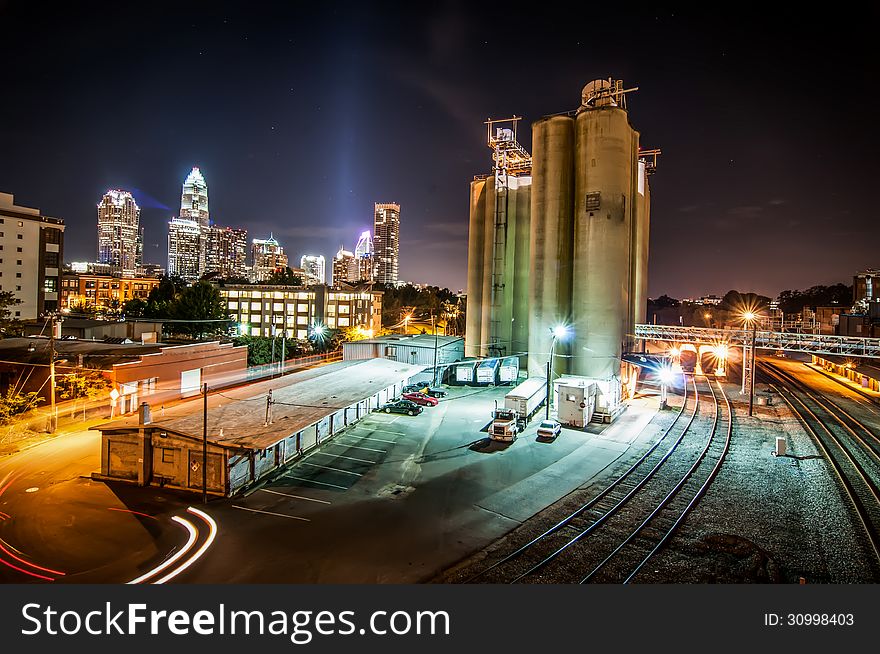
373, 203, 400, 284
0, 192, 64, 319
221, 284, 382, 339
300, 254, 325, 285
333, 247, 357, 284
250, 234, 288, 282
60, 273, 160, 312
97, 190, 142, 277
205, 226, 248, 279
354, 230, 374, 283
179, 167, 210, 274
167, 217, 201, 281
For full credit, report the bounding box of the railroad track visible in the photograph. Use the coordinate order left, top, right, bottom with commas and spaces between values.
466, 374, 731, 584
760, 362, 880, 567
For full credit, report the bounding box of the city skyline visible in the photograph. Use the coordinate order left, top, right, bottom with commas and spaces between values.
0, 5, 873, 298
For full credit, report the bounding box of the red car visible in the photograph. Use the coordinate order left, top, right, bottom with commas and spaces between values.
401, 392, 439, 406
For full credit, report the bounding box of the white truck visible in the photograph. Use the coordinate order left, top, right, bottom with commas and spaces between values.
490, 376, 547, 441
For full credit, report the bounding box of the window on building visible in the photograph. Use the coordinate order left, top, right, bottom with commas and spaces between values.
16, 260, 21, 265
17, 234, 22, 240
17, 221, 23, 227
15, 273, 21, 278
44, 229, 61, 244
16, 247, 22, 252
297, 316, 307, 325
44, 278, 57, 293
339, 304, 350, 314
161, 449, 175, 464
45, 251, 59, 267
338, 317, 349, 327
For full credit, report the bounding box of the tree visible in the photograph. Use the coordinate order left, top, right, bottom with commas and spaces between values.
0, 290, 23, 337
265, 267, 303, 286
123, 298, 148, 318
56, 370, 111, 400
650, 294, 680, 309
0, 388, 43, 424
170, 281, 230, 338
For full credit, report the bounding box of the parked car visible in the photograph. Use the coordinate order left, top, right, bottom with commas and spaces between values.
402, 392, 439, 406
403, 383, 429, 394
381, 399, 424, 416
424, 387, 447, 398
536, 419, 562, 439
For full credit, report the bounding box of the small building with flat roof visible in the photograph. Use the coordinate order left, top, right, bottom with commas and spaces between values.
343, 334, 464, 367
93, 358, 425, 496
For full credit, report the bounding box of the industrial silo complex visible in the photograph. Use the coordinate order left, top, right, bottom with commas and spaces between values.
465, 78, 658, 422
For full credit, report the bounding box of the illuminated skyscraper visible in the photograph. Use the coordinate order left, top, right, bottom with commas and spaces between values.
180, 167, 209, 228
300, 254, 325, 285
373, 202, 400, 284
250, 234, 288, 282
205, 226, 248, 279
333, 247, 357, 284
179, 167, 210, 274
167, 217, 201, 281
97, 189, 141, 277
354, 230, 374, 283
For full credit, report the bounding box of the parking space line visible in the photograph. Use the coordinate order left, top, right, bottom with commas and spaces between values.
347, 435, 397, 444
231, 505, 310, 522
260, 489, 331, 504
312, 452, 376, 465
329, 442, 386, 454
351, 427, 405, 436
284, 475, 348, 490
301, 462, 363, 476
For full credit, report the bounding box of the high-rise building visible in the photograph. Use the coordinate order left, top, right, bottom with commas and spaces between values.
354, 230, 374, 283
0, 192, 64, 319
373, 203, 400, 284
250, 234, 288, 282
180, 167, 210, 275
333, 247, 357, 285
97, 190, 141, 277
167, 217, 201, 281
205, 226, 248, 279
300, 254, 325, 285
180, 167, 209, 228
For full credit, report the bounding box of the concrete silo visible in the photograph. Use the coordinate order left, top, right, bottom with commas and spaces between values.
571, 80, 639, 394
528, 115, 575, 377
465, 178, 487, 358
633, 159, 651, 327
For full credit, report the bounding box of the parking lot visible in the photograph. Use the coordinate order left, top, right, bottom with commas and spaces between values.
181, 384, 661, 583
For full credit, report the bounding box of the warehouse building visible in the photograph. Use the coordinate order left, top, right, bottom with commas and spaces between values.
93, 358, 424, 496
342, 334, 463, 367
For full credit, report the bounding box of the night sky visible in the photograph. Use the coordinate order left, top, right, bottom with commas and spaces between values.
0, 3, 874, 299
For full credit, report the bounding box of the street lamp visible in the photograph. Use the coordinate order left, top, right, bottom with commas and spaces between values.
741, 311, 758, 416
658, 364, 674, 410
546, 324, 570, 420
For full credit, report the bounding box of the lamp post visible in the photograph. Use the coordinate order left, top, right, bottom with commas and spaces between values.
742, 311, 758, 416
546, 325, 569, 421
432, 312, 439, 387
658, 362, 673, 410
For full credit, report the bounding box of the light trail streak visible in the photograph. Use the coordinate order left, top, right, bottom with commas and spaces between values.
152, 507, 217, 584
127, 516, 198, 584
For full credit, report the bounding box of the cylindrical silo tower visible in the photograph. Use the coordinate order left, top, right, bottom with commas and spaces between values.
465, 178, 487, 357
528, 115, 575, 377
511, 177, 532, 359
633, 159, 650, 327
571, 80, 639, 384
480, 177, 497, 357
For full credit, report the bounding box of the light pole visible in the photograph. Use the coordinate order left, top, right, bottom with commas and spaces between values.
546, 325, 569, 421
658, 362, 673, 410
741, 311, 758, 416
432, 312, 439, 386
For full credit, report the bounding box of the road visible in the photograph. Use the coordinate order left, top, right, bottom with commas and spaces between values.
0, 382, 660, 583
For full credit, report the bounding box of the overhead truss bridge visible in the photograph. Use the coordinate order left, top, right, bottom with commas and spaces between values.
634, 324, 880, 359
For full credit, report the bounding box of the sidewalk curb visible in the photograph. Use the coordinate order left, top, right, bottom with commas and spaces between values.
805, 363, 880, 405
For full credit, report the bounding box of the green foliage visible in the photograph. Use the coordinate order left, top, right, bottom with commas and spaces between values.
776, 284, 853, 315
232, 335, 305, 366
0, 290, 23, 337
170, 281, 230, 338
265, 267, 304, 286
55, 370, 111, 400
0, 388, 43, 424
379, 283, 459, 328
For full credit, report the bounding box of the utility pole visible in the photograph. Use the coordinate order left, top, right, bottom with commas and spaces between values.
748, 321, 757, 416
281, 330, 286, 375
432, 312, 438, 386
48, 313, 58, 433
202, 382, 208, 505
